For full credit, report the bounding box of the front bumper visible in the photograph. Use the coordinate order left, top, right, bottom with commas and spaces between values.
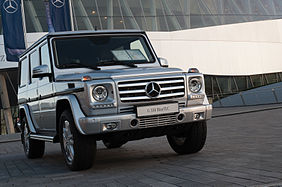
77, 104, 212, 135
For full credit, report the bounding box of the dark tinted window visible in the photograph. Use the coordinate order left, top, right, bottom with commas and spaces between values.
54, 35, 155, 68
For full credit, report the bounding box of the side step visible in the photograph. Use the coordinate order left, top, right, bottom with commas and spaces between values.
30, 134, 54, 142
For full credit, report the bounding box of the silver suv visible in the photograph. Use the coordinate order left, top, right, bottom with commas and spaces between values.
17, 30, 212, 171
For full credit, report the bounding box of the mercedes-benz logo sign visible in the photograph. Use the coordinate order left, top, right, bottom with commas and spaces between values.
3, 0, 18, 14
145, 82, 161, 98
52, 0, 65, 8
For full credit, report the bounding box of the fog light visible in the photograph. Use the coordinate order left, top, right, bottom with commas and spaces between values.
194, 112, 204, 120
103, 122, 118, 131
177, 114, 185, 121
194, 113, 200, 120
130, 119, 138, 127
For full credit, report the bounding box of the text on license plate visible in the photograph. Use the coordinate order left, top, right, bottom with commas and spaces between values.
137, 103, 179, 117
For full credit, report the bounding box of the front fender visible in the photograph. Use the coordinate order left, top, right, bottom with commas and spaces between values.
56, 95, 87, 135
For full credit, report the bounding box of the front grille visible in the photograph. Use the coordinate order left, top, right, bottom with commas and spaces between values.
118, 77, 185, 102
120, 106, 134, 113
138, 114, 178, 128
179, 102, 186, 108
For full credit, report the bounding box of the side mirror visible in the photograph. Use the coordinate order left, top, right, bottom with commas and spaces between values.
158, 57, 168, 67
32, 65, 51, 78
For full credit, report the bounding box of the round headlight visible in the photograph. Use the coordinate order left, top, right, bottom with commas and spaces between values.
189, 78, 202, 93
92, 85, 108, 101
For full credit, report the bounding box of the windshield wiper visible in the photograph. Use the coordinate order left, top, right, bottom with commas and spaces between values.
96, 60, 137, 68
60, 63, 101, 70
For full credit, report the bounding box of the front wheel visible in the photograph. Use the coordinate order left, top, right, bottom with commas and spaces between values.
167, 121, 207, 155
21, 116, 45, 159
59, 110, 96, 171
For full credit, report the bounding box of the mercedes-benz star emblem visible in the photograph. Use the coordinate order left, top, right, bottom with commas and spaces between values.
145, 82, 161, 98
52, 0, 65, 8
3, 0, 18, 14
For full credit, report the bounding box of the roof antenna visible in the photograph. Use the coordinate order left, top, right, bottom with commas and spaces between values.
94, 26, 98, 31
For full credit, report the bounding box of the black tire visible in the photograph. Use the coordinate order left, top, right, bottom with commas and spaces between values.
167, 121, 207, 155
21, 116, 45, 159
59, 110, 96, 171
102, 138, 126, 149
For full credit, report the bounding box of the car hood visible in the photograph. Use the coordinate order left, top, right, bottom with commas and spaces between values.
56, 67, 185, 81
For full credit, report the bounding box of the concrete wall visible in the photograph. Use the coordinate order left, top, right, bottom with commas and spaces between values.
147, 19, 282, 76
1, 18, 282, 76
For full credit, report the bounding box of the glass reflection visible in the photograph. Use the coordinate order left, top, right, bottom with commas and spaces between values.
0, 0, 282, 33
205, 72, 282, 103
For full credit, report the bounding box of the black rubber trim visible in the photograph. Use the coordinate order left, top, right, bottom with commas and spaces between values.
18, 87, 84, 105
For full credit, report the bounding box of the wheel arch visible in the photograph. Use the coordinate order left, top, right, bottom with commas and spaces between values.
18, 105, 37, 133
55, 95, 86, 135
19, 108, 26, 120
56, 99, 71, 135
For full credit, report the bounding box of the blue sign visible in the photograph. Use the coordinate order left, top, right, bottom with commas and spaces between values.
45, 0, 72, 32
0, 0, 26, 62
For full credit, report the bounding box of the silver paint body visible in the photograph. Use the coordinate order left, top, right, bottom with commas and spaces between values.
17, 30, 212, 137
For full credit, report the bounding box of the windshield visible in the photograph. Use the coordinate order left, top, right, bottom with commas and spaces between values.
53, 35, 156, 69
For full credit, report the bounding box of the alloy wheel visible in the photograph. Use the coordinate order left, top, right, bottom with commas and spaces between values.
23, 124, 30, 153
62, 120, 74, 164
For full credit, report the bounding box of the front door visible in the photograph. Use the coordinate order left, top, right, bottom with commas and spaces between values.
27, 50, 40, 129
38, 43, 56, 131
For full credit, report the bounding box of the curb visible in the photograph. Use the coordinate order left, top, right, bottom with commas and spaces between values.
0, 139, 21, 143
212, 105, 282, 118
0, 133, 21, 144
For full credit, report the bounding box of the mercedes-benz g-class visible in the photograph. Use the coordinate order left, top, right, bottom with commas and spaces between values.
17, 30, 212, 171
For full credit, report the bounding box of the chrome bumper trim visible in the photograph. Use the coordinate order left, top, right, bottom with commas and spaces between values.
78, 104, 212, 135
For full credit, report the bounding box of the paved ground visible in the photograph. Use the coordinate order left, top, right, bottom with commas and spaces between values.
212, 103, 282, 118
1, 108, 282, 186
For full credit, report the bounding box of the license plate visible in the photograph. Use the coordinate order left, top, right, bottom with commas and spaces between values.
137, 103, 179, 117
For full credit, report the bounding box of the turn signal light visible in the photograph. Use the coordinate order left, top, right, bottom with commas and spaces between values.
188, 68, 199, 73
82, 76, 91, 82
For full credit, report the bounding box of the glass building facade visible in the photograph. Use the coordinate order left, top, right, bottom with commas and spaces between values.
2, 0, 282, 104
205, 72, 282, 103
1, 0, 282, 33
2, 0, 282, 133
3, 0, 282, 100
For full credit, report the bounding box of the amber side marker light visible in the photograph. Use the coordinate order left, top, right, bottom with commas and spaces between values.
188, 68, 199, 73
82, 76, 91, 82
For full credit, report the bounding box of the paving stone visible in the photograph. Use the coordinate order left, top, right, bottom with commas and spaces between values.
138, 178, 160, 185
207, 180, 244, 187
157, 176, 186, 184
1, 108, 282, 185
105, 182, 127, 187
149, 181, 178, 187
127, 184, 150, 187
115, 177, 140, 185
221, 171, 278, 183
177, 180, 211, 187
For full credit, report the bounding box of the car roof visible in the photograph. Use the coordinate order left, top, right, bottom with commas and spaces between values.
19, 30, 146, 58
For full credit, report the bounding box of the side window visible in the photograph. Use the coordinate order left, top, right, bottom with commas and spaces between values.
29, 50, 39, 84
40, 43, 51, 67
20, 57, 29, 87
